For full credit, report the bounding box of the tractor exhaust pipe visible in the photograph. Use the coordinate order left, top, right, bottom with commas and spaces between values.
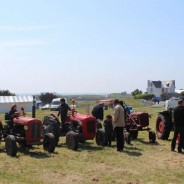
32, 95, 36, 118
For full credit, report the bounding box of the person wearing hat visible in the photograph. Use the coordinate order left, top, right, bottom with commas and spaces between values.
171, 98, 184, 153
113, 99, 125, 152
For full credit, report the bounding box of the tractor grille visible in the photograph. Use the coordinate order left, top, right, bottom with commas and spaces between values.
86, 120, 96, 133
139, 113, 149, 127
31, 123, 41, 138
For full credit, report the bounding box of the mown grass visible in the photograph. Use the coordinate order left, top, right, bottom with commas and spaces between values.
0, 98, 184, 184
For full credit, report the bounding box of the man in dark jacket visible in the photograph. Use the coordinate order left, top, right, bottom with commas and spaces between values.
103, 115, 113, 146
57, 98, 71, 126
92, 103, 104, 121
171, 99, 184, 153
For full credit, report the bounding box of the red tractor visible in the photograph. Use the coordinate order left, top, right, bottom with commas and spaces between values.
124, 112, 156, 144
43, 110, 107, 150
0, 110, 56, 156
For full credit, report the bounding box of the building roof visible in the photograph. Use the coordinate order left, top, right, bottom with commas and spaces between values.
162, 81, 172, 88
152, 81, 161, 88
0, 95, 33, 103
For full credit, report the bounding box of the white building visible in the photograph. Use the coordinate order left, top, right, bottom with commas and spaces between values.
0, 95, 33, 113
147, 80, 175, 97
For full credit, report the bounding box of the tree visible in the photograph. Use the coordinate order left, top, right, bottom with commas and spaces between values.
121, 91, 127, 95
39, 92, 59, 105
0, 89, 15, 96
131, 89, 143, 98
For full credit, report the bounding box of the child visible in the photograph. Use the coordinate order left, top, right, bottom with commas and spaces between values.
103, 115, 113, 146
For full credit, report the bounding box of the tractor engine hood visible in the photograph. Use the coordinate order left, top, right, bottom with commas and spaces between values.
68, 113, 96, 122
13, 116, 42, 126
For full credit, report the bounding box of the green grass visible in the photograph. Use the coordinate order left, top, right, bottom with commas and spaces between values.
0, 99, 183, 184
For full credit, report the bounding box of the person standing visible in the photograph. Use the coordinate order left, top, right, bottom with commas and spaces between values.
103, 115, 113, 146
9, 104, 18, 117
113, 99, 125, 152
171, 99, 184, 153
92, 102, 104, 121
57, 98, 71, 127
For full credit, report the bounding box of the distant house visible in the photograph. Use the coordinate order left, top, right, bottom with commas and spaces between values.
0, 95, 33, 113
147, 80, 175, 97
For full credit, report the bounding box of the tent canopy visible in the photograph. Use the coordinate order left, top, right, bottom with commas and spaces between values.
0, 95, 33, 113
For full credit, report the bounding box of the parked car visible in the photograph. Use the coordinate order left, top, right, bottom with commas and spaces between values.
41, 104, 50, 110
50, 98, 67, 111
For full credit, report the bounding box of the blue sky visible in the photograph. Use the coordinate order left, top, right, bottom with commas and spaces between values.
0, 0, 184, 94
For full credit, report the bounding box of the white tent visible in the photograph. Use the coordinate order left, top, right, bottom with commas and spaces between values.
0, 95, 33, 113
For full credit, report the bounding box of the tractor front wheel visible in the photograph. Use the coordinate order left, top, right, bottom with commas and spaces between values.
124, 131, 131, 145
66, 131, 79, 150
149, 131, 156, 143
5, 135, 17, 156
95, 128, 107, 146
43, 133, 56, 153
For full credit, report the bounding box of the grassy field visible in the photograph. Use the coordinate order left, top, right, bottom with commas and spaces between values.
0, 98, 184, 184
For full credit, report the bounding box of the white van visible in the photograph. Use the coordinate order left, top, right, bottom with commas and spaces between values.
165, 99, 178, 110
50, 98, 67, 111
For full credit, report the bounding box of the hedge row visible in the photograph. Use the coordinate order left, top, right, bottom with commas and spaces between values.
135, 94, 155, 100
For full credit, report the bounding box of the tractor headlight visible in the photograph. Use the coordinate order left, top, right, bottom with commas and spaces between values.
24, 126, 28, 131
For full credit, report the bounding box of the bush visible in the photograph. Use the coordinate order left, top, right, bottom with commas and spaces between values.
135, 94, 155, 100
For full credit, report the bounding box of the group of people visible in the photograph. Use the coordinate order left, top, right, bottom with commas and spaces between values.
92, 99, 126, 152
9, 104, 25, 118
93, 98, 184, 153
9, 97, 184, 153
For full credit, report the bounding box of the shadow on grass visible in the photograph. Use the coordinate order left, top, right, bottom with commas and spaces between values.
78, 142, 105, 152
58, 141, 105, 152
136, 138, 161, 146
17, 146, 55, 159
110, 144, 143, 156
123, 150, 142, 157
57, 140, 105, 152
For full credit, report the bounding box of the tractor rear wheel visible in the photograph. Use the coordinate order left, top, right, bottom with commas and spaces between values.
5, 135, 17, 156
95, 128, 107, 146
156, 114, 170, 139
66, 131, 79, 150
43, 133, 56, 153
149, 131, 156, 143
